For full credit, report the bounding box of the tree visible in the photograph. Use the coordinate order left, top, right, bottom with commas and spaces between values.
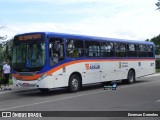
156, 0, 160, 10
0, 25, 9, 64
5, 39, 13, 60
0, 26, 7, 40
146, 34, 160, 55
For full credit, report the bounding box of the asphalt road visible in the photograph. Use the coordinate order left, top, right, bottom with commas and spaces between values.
0, 74, 160, 120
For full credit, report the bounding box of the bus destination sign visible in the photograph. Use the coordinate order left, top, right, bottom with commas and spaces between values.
18, 34, 42, 41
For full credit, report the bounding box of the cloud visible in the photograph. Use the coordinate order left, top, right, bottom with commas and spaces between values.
3, 11, 160, 41
1, 0, 160, 41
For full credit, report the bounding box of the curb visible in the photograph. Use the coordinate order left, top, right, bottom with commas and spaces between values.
0, 85, 34, 93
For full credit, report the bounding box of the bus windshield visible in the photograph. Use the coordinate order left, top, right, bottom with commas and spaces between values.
12, 41, 46, 72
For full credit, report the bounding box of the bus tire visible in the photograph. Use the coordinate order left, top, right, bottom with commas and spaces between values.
127, 70, 135, 84
39, 88, 49, 93
68, 74, 80, 93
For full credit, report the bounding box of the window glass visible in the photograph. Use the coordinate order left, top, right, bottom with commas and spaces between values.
129, 44, 136, 51
127, 44, 137, 57
139, 45, 146, 51
49, 38, 64, 66
85, 41, 100, 57
147, 45, 153, 57
147, 45, 153, 52
115, 43, 127, 57
66, 39, 84, 57
101, 42, 114, 57
138, 45, 147, 57
12, 41, 46, 72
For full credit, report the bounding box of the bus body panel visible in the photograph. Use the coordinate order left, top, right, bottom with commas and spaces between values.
12, 58, 155, 89
12, 32, 156, 91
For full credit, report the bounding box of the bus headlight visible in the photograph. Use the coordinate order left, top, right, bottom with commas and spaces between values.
38, 74, 47, 81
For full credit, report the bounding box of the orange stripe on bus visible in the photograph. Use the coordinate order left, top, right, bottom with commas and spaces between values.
12, 73, 43, 81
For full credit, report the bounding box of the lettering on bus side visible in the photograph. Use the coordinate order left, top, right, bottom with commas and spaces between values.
85, 63, 100, 70
121, 62, 128, 68
119, 62, 128, 68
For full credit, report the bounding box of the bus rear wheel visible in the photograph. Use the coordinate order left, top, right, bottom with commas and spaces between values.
127, 70, 135, 84
68, 74, 80, 93
122, 70, 135, 84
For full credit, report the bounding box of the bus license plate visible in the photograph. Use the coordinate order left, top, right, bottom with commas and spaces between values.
23, 83, 29, 87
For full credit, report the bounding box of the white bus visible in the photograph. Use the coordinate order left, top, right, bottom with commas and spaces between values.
12, 32, 155, 92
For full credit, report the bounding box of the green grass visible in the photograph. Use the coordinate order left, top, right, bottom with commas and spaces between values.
9, 79, 13, 85
156, 69, 160, 73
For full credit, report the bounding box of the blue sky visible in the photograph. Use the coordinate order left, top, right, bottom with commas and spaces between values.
0, 0, 160, 41
0, 0, 103, 23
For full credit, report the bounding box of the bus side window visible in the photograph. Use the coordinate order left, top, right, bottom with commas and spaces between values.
138, 45, 147, 57
85, 41, 100, 57
115, 43, 127, 57
66, 39, 84, 58
101, 42, 114, 57
127, 44, 137, 57
147, 45, 153, 57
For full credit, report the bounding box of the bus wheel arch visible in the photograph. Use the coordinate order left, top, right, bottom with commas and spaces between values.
68, 72, 82, 92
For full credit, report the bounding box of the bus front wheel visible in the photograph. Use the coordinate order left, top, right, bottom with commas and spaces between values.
68, 74, 80, 93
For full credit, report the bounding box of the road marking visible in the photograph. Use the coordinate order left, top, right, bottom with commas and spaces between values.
0, 90, 106, 111
156, 100, 160, 102
0, 90, 12, 94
